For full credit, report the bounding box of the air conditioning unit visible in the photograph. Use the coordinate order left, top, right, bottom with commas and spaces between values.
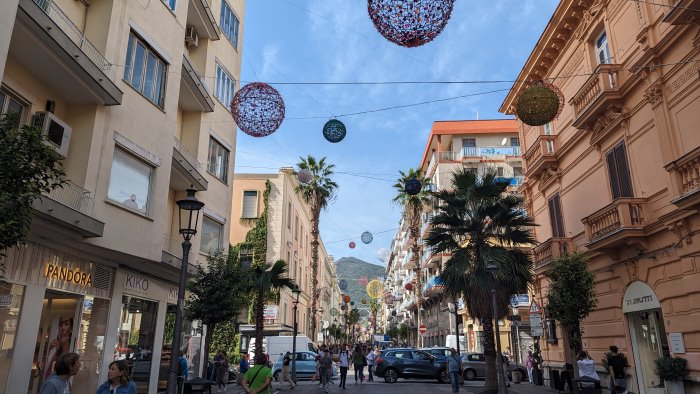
32, 111, 72, 157
185, 26, 199, 48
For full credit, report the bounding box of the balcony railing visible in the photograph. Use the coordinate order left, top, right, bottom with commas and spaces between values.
532, 238, 574, 268
422, 275, 445, 296
571, 64, 623, 129
426, 153, 437, 176
438, 151, 459, 161
666, 147, 700, 209
583, 198, 648, 245
42, 180, 95, 215
462, 146, 521, 158
523, 134, 557, 177
33, 0, 113, 76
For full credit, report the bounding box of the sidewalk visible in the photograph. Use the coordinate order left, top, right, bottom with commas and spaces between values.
506, 382, 559, 394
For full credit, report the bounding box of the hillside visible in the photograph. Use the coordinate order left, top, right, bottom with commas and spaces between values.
335, 257, 386, 316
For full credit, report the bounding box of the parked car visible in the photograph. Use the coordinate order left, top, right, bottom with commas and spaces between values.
271, 351, 337, 381
373, 348, 449, 384
461, 352, 526, 381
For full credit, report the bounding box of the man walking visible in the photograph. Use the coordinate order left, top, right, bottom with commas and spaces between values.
448, 348, 462, 394
320, 348, 333, 392
338, 344, 349, 389
366, 347, 375, 382
607, 346, 628, 394
279, 351, 295, 389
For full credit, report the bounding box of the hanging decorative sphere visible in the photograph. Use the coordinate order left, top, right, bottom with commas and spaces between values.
230, 82, 285, 137
377, 248, 391, 262
366, 279, 384, 299
350, 301, 355, 306
515, 82, 563, 126
330, 307, 338, 316
405, 178, 422, 195
349, 242, 356, 249
343, 295, 351, 304
341, 304, 346, 311
405, 282, 413, 291
339, 279, 348, 290
368, 0, 456, 48
361, 231, 374, 244
358, 276, 369, 287
361, 298, 367, 304
391, 310, 397, 316
297, 168, 313, 184
323, 119, 347, 143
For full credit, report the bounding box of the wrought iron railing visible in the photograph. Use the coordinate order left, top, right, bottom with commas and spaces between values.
462, 146, 521, 158
42, 180, 94, 215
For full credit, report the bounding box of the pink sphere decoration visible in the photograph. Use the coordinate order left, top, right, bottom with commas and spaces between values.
230, 82, 285, 137
405, 282, 413, 291
349, 242, 356, 249
358, 276, 369, 287
368, 0, 456, 48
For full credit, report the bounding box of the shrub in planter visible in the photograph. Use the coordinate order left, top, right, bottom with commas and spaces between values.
654, 355, 689, 382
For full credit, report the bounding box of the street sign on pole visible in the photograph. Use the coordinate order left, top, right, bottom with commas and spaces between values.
419, 325, 427, 335
529, 300, 542, 314
530, 313, 543, 337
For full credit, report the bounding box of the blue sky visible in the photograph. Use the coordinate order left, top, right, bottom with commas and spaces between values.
233, 0, 559, 267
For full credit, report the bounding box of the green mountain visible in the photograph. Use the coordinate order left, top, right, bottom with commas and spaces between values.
335, 257, 386, 317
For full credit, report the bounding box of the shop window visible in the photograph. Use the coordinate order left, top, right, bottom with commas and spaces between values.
0, 283, 24, 393
606, 142, 634, 199
115, 296, 159, 393
107, 148, 154, 215
207, 137, 229, 183
200, 216, 224, 254
72, 297, 111, 394
158, 305, 196, 387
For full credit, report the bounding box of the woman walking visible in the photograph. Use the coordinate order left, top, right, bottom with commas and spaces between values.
351, 345, 365, 384
95, 360, 137, 394
366, 347, 376, 382
215, 350, 229, 393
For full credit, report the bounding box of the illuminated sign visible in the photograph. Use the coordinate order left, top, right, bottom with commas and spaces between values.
45, 264, 92, 286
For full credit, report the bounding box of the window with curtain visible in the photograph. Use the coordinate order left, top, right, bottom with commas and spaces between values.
606, 142, 634, 199
220, 1, 240, 48
242, 191, 258, 218
201, 216, 224, 253
107, 148, 153, 215
214, 63, 236, 109
123, 31, 167, 108
207, 137, 229, 182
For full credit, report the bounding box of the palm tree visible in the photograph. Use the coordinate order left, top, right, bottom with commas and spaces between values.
424, 169, 535, 393
251, 260, 296, 355
295, 155, 338, 340
392, 168, 432, 341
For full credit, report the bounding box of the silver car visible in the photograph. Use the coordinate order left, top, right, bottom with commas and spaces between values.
461, 352, 526, 381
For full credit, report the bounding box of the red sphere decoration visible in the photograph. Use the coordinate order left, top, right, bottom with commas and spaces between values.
349, 242, 356, 249
343, 295, 351, 304
405, 282, 413, 291
230, 82, 285, 137
368, 0, 456, 48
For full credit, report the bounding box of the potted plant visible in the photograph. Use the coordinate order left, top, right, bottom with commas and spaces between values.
654, 355, 689, 394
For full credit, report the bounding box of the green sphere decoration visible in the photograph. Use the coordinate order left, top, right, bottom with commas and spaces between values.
516, 82, 562, 126
323, 119, 347, 143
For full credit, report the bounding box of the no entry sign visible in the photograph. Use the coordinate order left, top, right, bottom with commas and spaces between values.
419, 325, 427, 335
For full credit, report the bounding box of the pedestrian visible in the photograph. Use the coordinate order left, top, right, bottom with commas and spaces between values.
366, 346, 376, 382
525, 350, 534, 383
577, 351, 600, 388
351, 344, 365, 384
212, 350, 222, 382
607, 346, 627, 394
215, 350, 230, 393
320, 349, 333, 392
242, 353, 273, 394
40, 352, 80, 394
95, 360, 137, 394
447, 348, 462, 394
238, 354, 249, 385
501, 352, 511, 388
338, 344, 349, 389
279, 351, 296, 389
177, 350, 189, 394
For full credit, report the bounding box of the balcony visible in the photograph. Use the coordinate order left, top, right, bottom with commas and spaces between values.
462, 146, 521, 162
32, 181, 104, 237
171, 137, 208, 191
571, 64, 624, 130
179, 55, 215, 112
532, 238, 574, 269
523, 134, 558, 177
161, 235, 198, 276
422, 275, 445, 298
662, 0, 700, 24
12, 0, 122, 105
187, 0, 220, 40
582, 198, 649, 250
667, 146, 700, 210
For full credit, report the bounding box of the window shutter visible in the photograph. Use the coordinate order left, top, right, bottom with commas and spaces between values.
614, 143, 634, 198
606, 150, 622, 199
242, 191, 258, 218
548, 194, 565, 238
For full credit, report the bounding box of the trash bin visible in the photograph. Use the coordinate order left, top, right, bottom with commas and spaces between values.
512, 368, 522, 384
184, 377, 213, 394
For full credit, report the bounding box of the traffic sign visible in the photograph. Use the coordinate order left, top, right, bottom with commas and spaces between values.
529, 300, 542, 314
530, 313, 543, 337
419, 325, 427, 335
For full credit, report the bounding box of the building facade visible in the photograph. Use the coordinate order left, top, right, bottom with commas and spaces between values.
500, 0, 700, 392
0, 0, 244, 392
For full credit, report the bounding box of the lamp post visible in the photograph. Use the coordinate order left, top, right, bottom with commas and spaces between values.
167, 188, 204, 394
487, 260, 509, 394
291, 285, 302, 383
333, 317, 338, 345
448, 300, 461, 364
318, 307, 325, 345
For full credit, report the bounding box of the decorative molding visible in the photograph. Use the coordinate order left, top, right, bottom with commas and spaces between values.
625, 260, 638, 280
664, 61, 700, 96
669, 218, 693, 247
644, 82, 664, 105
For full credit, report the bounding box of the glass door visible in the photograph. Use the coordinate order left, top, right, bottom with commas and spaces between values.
628, 309, 668, 394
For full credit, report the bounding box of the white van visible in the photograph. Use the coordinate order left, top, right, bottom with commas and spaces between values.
248, 335, 318, 363
445, 335, 466, 352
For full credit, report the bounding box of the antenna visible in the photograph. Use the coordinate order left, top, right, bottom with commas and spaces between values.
476, 112, 479, 120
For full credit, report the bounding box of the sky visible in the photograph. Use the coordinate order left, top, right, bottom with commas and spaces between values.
233, 0, 559, 267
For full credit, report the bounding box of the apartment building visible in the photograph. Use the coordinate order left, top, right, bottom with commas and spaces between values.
500, 0, 700, 392
383, 219, 418, 344
231, 168, 340, 347
0, 0, 244, 392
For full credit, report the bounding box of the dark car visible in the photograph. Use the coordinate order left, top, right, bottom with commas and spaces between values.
461, 352, 526, 381
373, 348, 449, 384
420, 347, 453, 361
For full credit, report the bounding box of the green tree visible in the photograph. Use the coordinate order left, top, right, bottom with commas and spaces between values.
424, 169, 535, 392
368, 299, 381, 336
0, 114, 65, 255
251, 260, 296, 355
295, 156, 338, 340
186, 249, 251, 359
546, 252, 597, 388
210, 320, 241, 362
392, 168, 431, 335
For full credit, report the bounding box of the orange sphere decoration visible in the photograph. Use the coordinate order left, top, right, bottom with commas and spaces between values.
343, 295, 351, 304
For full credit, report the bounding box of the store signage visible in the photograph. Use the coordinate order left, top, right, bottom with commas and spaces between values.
622, 281, 660, 313
124, 273, 150, 297
669, 333, 686, 354
0, 294, 13, 308
45, 264, 92, 286
263, 305, 278, 320
510, 294, 529, 307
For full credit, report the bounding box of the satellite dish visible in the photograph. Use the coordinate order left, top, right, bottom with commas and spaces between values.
501, 137, 508, 146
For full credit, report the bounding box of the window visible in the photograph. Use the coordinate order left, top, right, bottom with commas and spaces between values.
287, 202, 292, 228
463, 138, 476, 147
510, 137, 520, 146
543, 122, 553, 135
214, 63, 236, 108
108, 148, 153, 214
124, 32, 167, 107
162, 0, 175, 11
548, 193, 565, 238
0, 283, 24, 392
115, 297, 158, 391
201, 216, 223, 253
595, 32, 611, 65
220, 1, 240, 48
0, 87, 27, 126
207, 137, 229, 182
295, 215, 299, 240
606, 142, 634, 199
242, 191, 258, 218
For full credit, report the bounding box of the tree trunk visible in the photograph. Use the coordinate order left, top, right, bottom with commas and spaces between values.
203, 322, 215, 374
482, 317, 499, 392
563, 324, 582, 393
254, 290, 265, 356
409, 206, 423, 346
309, 201, 321, 343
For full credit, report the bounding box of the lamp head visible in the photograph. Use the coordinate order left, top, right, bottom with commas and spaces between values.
292, 285, 302, 302
486, 259, 498, 274
177, 188, 205, 241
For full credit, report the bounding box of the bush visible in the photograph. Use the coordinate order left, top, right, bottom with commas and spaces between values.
654, 355, 689, 382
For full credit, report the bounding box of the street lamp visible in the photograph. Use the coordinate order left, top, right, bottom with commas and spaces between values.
167, 189, 204, 394
487, 260, 509, 394
318, 307, 325, 345
291, 285, 302, 383
448, 299, 462, 372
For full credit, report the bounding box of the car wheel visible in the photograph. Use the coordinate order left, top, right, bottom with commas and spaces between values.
383, 368, 398, 383
464, 369, 476, 380
439, 369, 449, 383
273, 370, 280, 382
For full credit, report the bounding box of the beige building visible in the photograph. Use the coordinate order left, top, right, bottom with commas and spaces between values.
231, 168, 340, 346
500, 0, 700, 392
0, 0, 244, 392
